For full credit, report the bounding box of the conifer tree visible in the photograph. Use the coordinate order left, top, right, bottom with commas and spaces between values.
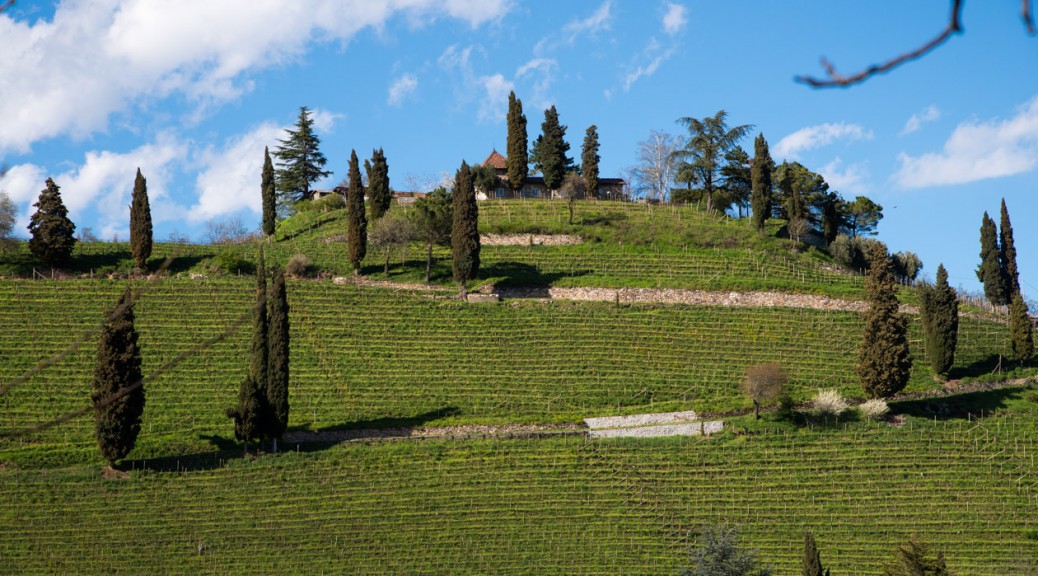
999, 198, 1020, 297
91, 288, 145, 466
130, 168, 152, 270
919, 264, 959, 376
506, 91, 528, 197
976, 212, 1007, 306
261, 147, 276, 236
451, 160, 480, 285
368, 148, 391, 220
530, 105, 572, 192
412, 186, 453, 283
266, 266, 290, 449
251, 247, 269, 403
750, 133, 773, 231
1009, 292, 1034, 362
273, 106, 331, 214
857, 242, 913, 398
581, 125, 600, 199
226, 248, 269, 448
882, 535, 951, 576
347, 150, 367, 273
28, 178, 76, 266
802, 532, 830, 576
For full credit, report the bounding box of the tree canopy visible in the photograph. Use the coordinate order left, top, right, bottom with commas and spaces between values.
347, 150, 367, 273
129, 168, 152, 270
530, 105, 572, 192
581, 125, 600, 199
367, 148, 391, 220
673, 110, 753, 212
261, 147, 276, 236
28, 177, 76, 266
506, 91, 528, 197
858, 242, 913, 398
750, 133, 773, 232
451, 161, 480, 285
91, 288, 145, 466
273, 106, 331, 215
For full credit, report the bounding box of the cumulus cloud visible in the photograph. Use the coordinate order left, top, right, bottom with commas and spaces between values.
893, 96, 1038, 188
899, 105, 941, 136
774, 122, 873, 160
387, 73, 419, 106
190, 122, 285, 222
0, 0, 511, 154
662, 2, 687, 35
819, 157, 870, 195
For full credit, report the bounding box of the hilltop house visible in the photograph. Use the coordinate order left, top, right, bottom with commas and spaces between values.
478, 150, 626, 200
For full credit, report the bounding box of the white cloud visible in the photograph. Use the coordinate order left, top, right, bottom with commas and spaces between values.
0, 0, 511, 154
191, 122, 285, 222
899, 105, 941, 136
622, 38, 676, 92
310, 108, 344, 134
438, 44, 514, 123
819, 157, 870, 195
477, 74, 515, 123
774, 122, 873, 160
534, 1, 611, 54
893, 96, 1038, 188
387, 73, 419, 107
516, 58, 557, 110
662, 2, 687, 35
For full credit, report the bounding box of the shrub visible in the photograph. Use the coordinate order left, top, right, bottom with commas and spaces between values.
858, 398, 890, 420
810, 389, 849, 418
211, 250, 254, 275
740, 362, 787, 419
285, 254, 312, 278
316, 193, 345, 212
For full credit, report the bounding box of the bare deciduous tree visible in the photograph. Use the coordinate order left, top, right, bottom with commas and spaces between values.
633, 130, 679, 202
740, 362, 788, 419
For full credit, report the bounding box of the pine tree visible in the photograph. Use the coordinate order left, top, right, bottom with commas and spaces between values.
261, 147, 276, 236
1009, 292, 1034, 362
919, 264, 959, 376
999, 198, 1020, 296
27, 178, 76, 266
273, 106, 331, 214
506, 91, 528, 197
368, 148, 391, 220
582, 125, 600, 199
882, 535, 951, 576
976, 212, 1007, 306
802, 532, 830, 576
347, 150, 367, 273
451, 160, 480, 285
91, 288, 145, 466
530, 105, 572, 192
857, 242, 913, 398
129, 168, 152, 270
266, 266, 290, 448
750, 133, 773, 232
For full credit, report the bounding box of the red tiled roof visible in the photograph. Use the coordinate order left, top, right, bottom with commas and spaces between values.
482, 149, 507, 170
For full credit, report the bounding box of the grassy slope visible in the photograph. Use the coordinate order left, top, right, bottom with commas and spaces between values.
2, 404, 1036, 575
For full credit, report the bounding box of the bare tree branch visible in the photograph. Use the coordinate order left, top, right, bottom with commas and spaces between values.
1025, 0, 1037, 34
0, 0, 13, 14
796, 0, 964, 88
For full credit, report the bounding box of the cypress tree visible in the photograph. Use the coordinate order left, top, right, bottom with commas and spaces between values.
91, 288, 145, 466
857, 242, 913, 398
451, 160, 480, 285
347, 150, 367, 273
506, 91, 528, 197
27, 178, 76, 266
129, 168, 152, 270
750, 133, 773, 232
251, 247, 269, 402
368, 148, 391, 220
999, 198, 1020, 296
1009, 292, 1034, 362
261, 147, 276, 236
802, 532, 829, 576
266, 266, 290, 448
919, 264, 959, 376
581, 125, 600, 199
225, 252, 269, 449
976, 212, 1007, 306
530, 105, 572, 192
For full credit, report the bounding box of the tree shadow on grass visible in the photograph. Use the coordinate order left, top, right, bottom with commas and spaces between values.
481, 261, 590, 288
892, 386, 1025, 421
947, 354, 1010, 380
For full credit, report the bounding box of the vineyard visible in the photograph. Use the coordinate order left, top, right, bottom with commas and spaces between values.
1, 199, 1035, 574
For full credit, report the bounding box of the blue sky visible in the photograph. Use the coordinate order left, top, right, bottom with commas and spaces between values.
1, 1, 1037, 298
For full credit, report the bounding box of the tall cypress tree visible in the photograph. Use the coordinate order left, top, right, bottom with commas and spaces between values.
226, 252, 269, 449
530, 105, 572, 192
919, 264, 959, 376
803, 532, 830, 576
506, 91, 528, 198
581, 125, 600, 199
451, 160, 480, 285
999, 198, 1020, 297
750, 133, 773, 232
857, 242, 913, 398
368, 148, 391, 220
129, 168, 152, 270
91, 288, 145, 466
977, 212, 1007, 306
266, 266, 290, 449
347, 150, 367, 273
251, 247, 269, 404
28, 178, 76, 266
1009, 292, 1034, 362
261, 147, 276, 236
